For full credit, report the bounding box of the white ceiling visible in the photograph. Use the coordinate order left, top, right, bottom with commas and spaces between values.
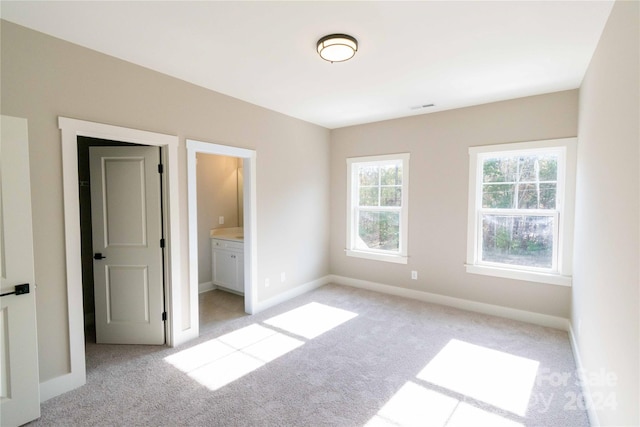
1, 1, 614, 129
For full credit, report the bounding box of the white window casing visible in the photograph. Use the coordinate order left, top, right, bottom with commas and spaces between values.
466, 138, 577, 286
346, 153, 410, 264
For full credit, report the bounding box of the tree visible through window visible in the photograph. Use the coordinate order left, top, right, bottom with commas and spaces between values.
347, 154, 409, 263
467, 138, 576, 286
357, 163, 402, 251
480, 154, 558, 269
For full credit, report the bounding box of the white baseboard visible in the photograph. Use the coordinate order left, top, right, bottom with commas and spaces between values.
568, 325, 600, 427
255, 275, 331, 313
199, 281, 215, 294
40, 371, 85, 403
329, 275, 570, 331
171, 326, 199, 348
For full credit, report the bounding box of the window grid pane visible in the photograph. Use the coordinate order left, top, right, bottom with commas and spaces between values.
356, 208, 400, 252
357, 162, 402, 209
482, 154, 558, 210
359, 187, 379, 206
359, 166, 379, 186
480, 214, 555, 269
380, 164, 403, 185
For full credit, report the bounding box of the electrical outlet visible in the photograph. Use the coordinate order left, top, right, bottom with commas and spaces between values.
411, 271, 418, 280
281, 272, 286, 283
219, 216, 225, 225
265, 278, 270, 287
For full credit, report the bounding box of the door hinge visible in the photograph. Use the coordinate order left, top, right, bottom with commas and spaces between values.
162, 312, 167, 321
158, 164, 164, 174
160, 238, 165, 248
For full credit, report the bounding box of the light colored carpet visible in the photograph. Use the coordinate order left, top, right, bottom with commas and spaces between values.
31, 284, 589, 426
198, 289, 246, 330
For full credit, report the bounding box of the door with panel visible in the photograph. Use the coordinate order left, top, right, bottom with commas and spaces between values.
89, 146, 165, 345
0, 115, 41, 426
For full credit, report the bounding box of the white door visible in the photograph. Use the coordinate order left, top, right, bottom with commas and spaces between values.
0, 116, 41, 426
90, 146, 165, 345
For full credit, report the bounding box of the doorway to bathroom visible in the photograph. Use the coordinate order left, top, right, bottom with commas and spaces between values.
186, 139, 257, 338
196, 153, 246, 330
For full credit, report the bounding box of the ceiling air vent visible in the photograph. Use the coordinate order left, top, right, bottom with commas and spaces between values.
410, 104, 435, 111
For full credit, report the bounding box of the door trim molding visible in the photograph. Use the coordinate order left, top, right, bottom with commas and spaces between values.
186, 139, 258, 330
57, 117, 181, 400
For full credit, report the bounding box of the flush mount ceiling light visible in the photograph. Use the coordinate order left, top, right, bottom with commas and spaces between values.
317, 34, 358, 63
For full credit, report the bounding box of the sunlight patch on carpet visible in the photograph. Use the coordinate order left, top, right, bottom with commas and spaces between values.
263, 302, 358, 339
366, 381, 524, 427
217, 324, 278, 349
165, 303, 356, 391
417, 339, 539, 417
164, 338, 237, 372
447, 401, 524, 427
164, 324, 303, 391
366, 381, 458, 427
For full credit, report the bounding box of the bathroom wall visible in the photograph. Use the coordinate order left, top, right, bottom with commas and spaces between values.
196, 153, 241, 286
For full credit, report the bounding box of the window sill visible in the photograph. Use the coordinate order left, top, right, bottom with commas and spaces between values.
465, 264, 572, 287
346, 250, 408, 264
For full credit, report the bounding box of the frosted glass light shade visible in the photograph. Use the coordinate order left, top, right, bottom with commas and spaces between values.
317, 34, 358, 63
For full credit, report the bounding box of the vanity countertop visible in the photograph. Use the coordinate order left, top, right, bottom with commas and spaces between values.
210, 227, 244, 242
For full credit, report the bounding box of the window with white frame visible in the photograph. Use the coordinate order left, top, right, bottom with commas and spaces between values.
466, 138, 576, 286
346, 153, 410, 264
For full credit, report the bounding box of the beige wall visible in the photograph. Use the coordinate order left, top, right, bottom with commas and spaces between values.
3, 3, 638, 417
196, 153, 241, 284
573, 1, 639, 425
330, 90, 578, 318
0, 20, 331, 382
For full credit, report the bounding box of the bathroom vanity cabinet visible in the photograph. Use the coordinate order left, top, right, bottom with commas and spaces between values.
211, 238, 244, 294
